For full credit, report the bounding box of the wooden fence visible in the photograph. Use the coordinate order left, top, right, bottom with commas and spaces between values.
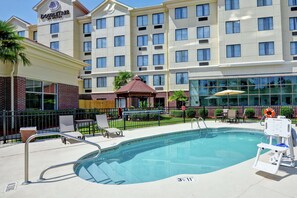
79, 100, 115, 109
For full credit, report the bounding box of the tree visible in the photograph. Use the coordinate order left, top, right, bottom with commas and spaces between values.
0, 20, 31, 113
168, 90, 188, 108
113, 71, 133, 90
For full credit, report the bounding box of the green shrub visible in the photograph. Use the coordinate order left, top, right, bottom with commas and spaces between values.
170, 110, 183, 117
245, 108, 255, 118
214, 109, 223, 117
198, 108, 208, 118
186, 108, 196, 118
280, 106, 294, 118
130, 113, 160, 121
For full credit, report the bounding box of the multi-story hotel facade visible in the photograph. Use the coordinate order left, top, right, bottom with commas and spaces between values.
8, 0, 297, 108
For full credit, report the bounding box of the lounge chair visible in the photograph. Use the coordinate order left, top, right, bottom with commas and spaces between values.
237, 109, 247, 123
253, 116, 295, 174
96, 114, 123, 138
227, 109, 237, 123
59, 115, 85, 144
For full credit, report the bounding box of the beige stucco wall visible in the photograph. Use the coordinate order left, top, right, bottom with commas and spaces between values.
0, 39, 85, 86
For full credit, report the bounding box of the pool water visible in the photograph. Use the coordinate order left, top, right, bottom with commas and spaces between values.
74, 128, 266, 185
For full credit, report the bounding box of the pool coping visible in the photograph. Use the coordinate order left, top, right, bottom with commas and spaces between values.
1, 121, 297, 198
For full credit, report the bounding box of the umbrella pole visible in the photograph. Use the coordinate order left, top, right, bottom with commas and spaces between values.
228, 94, 230, 109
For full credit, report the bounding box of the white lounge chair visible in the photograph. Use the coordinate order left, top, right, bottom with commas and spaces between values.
59, 115, 85, 144
96, 114, 123, 138
253, 116, 295, 174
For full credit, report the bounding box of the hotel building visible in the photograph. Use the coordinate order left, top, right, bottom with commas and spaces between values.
8, 0, 297, 108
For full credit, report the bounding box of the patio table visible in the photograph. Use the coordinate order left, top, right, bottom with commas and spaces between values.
75, 119, 95, 136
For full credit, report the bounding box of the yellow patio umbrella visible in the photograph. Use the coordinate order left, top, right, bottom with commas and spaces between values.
214, 90, 245, 108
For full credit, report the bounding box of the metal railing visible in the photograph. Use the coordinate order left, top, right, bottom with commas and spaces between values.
23, 132, 101, 184
191, 117, 208, 129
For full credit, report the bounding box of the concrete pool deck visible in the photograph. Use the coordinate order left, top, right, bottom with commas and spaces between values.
1, 121, 297, 198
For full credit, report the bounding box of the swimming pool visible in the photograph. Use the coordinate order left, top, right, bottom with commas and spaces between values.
74, 128, 266, 185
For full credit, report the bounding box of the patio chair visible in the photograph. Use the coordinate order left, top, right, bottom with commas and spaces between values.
96, 114, 123, 138
253, 116, 295, 174
59, 115, 85, 144
226, 109, 237, 123
237, 109, 247, 123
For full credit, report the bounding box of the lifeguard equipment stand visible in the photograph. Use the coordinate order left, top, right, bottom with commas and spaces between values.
253, 116, 295, 174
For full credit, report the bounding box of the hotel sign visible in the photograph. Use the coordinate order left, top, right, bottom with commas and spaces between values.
41, 1, 70, 20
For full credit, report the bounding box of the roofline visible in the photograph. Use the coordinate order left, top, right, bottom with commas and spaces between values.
33, 0, 89, 14
6, 16, 31, 26
88, 0, 133, 16
23, 38, 87, 68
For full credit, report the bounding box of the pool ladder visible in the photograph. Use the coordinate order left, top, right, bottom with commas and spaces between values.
191, 117, 208, 129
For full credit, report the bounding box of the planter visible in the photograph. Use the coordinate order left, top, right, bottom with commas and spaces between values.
20, 127, 37, 143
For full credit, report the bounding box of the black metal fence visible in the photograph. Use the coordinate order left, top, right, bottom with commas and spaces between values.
1, 106, 295, 144
0, 108, 188, 144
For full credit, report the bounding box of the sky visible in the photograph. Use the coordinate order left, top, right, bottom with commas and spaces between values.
0, 0, 163, 24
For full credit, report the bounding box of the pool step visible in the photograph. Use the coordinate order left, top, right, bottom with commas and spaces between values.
78, 166, 95, 182
109, 162, 142, 184
98, 162, 126, 185
87, 163, 113, 184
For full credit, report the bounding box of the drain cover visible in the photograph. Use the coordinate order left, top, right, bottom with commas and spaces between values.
4, 182, 17, 192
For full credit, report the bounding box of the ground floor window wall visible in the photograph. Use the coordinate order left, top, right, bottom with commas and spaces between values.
190, 76, 297, 106
26, 79, 57, 110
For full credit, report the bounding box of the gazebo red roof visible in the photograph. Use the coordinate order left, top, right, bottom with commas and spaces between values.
115, 75, 157, 95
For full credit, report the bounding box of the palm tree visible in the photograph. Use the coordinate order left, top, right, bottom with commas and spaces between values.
168, 90, 188, 108
0, 20, 31, 115
113, 71, 133, 90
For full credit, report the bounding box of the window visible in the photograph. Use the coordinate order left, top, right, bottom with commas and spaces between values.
175, 28, 188, 41
153, 54, 165, 65
137, 15, 148, 27
137, 35, 148, 46
83, 23, 92, 34
226, 21, 240, 34
137, 55, 148, 66
83, 78, 92, 88
197, 48, 211, 61
96, 38, 106, 48
197, 26, 210, 39
176, 50, 188, 62
226, 44, 241, 58
225, 0, 239, 10
258, 17, 273, 31
33, 31, 37, 41
153, 75, 165, 86
114, 15, 125, 27
259, 42, 274, 56
83, 41, 92, 52
139, 75, 148, 84
114, 35, 125, 47
257, 0, 272, 6
196, 4, 209, 17
289, 17, 297, 31
114, 55, 125, 67
96, 57, 106, 68
83, 59, 92, 70
17, 31, 25, 37
289, 0, 297, 6
291, 42, 297, 55
50, 41, 59, 51
97, 77, 107, 87
96, 18, 106, 29
26, 80, 57, 110
175, 7, 187, 19
153, 13, 164, 25
176, 72, 188, 84
50, 23, 59, 34
153, 33, 164, 45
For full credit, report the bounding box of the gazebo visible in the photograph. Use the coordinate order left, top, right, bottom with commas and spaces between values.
115, 75, 157, 108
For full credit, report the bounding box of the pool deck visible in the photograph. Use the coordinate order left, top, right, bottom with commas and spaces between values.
1, 121, 297, 198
